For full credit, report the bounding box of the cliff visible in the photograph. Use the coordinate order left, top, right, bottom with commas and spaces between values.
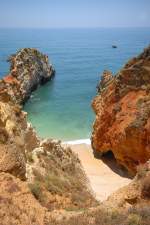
0, 48, 97, 225
0, 48, 55, 179
92, 46, 150, 174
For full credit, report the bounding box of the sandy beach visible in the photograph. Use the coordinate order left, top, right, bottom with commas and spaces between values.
66, 143, 131, 201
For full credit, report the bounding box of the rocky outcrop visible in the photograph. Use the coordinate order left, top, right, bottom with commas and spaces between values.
92, 46, 150, 174
2, 48, 55, 104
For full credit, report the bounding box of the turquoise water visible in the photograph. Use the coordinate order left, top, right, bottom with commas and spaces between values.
0, 28, 150, 141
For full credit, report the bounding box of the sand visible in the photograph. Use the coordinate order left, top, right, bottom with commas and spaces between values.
66, 143, 131, 201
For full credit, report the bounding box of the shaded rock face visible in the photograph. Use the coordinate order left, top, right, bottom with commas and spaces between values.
3, 48, 55, 104
92, 46, 150, 174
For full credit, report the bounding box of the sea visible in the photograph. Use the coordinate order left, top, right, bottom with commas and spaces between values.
0, 28, 150, 142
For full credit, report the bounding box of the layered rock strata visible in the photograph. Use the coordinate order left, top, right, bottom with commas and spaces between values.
92, 46, 150, 174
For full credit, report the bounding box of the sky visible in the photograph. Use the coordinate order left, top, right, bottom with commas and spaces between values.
0, 0, 150, 28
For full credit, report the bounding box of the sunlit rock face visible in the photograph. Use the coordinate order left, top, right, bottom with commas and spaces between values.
92, 46, 150, 175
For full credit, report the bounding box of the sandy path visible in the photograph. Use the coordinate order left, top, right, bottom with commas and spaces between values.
68, 143, 131, 201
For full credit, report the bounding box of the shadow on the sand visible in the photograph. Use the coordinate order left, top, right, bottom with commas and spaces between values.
97, 151, 133, 179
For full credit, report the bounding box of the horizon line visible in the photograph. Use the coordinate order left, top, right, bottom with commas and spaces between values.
0, 26, 150, 29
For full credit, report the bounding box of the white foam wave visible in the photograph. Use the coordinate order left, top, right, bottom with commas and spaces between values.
63, 139, 91, 145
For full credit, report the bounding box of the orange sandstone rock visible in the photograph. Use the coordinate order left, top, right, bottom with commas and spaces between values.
92, 46, 150, 174
3, 74, 19, 85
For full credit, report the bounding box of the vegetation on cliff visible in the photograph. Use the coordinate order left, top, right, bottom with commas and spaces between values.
47, 162, 150, 225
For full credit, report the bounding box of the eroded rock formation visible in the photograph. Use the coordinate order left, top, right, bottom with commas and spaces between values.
92, 46, 150, 174
2, 48, 55, 104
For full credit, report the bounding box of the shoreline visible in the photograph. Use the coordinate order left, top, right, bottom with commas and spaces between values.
63, 138, 91, 145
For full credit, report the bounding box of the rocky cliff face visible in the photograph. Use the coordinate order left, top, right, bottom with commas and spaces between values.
0, 48, 97, 224
0, 48, 54, 179
92, 46, 150, 174
2, 48, 55, 104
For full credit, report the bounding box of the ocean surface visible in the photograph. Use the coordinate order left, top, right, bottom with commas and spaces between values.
0, 28, 150, 141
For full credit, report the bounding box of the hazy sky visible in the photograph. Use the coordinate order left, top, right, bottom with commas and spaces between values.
0, 0, 150, 28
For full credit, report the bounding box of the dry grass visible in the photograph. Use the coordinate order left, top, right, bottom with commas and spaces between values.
44, 160, 150, 225
46, 203, 150, 225
28, 142, 98, 211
